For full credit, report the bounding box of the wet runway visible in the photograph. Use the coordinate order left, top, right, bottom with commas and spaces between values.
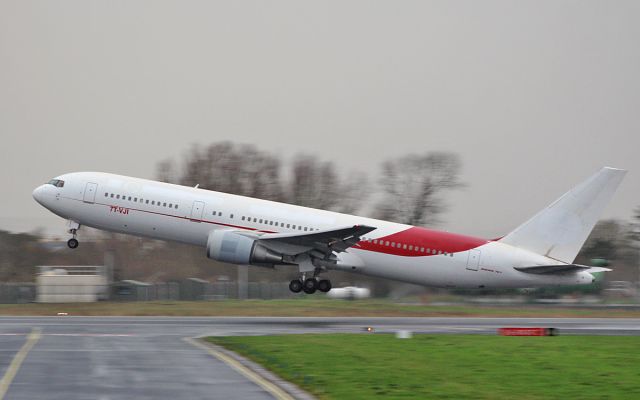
1, 316, 639, 399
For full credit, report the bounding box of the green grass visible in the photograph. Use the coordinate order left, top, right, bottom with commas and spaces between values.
208, 334, 640, 399
1, 299, 640, 317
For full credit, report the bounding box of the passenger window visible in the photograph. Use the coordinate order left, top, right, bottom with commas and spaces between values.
151, 201, 155, 205
104, 193, 108, 197
403, 244, 407, 249
175, 204, 178, 209
168, 203, 172, 208
292, 225, 296, 229
146, 200, 149, 204
116, 195, 120, 199
110, 194, 114, 198
163, 202, 166, 207
230, 214, 233, 219
287, 224, 290, 228
134, 198, 138, 202
408, 245, 413, 250
304, 227, 308, 231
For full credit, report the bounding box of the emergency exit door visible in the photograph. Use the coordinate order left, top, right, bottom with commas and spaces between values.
190, 201, 205, 221
466, 249, 481, 271
83, 182, 98, 203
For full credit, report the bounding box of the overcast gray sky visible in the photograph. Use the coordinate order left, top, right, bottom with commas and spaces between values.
1, 0, 638, 239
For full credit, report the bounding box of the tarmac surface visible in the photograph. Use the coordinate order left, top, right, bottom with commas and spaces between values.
1, 316, 639, 399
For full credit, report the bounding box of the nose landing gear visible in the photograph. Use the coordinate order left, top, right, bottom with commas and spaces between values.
67, 221, 80, 249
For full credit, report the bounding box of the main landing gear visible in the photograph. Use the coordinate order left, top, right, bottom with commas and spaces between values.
67, 221, 80, 249
289, 277, 332, 294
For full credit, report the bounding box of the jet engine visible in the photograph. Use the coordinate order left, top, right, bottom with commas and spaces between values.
206, 230, 284, 266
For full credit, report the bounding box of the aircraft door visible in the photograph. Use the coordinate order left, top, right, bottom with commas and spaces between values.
466, 249, 481, 271
190, 201, 205, 221
83, 182, 98, 203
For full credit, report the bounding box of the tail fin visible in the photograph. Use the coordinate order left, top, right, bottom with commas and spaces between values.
499, 167, 627, 263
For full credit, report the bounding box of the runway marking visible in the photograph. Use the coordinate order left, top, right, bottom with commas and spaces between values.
0, 328, 41, 400
184, 337, 295, 400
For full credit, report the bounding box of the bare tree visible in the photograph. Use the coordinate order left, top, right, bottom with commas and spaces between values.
288, 155, 339, 209
285, 155, 368, 214
334, 170, 368, 214
373, 152, 463, 226
156, 158, 177, 183
168, 142, 284, 201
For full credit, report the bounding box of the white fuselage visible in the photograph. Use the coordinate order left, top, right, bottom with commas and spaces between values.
32, 172, 595, 289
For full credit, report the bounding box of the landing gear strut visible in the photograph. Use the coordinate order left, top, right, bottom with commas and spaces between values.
67, 221, 80, 249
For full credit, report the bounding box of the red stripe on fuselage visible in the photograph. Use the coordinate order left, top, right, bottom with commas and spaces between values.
355, 226, 488, 257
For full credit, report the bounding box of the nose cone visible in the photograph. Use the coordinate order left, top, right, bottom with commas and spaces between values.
32, 185, 47, 206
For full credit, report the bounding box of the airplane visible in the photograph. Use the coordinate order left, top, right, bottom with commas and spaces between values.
32, 167, 626, 294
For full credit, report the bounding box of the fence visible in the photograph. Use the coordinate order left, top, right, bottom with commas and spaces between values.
0, 281, 295, 303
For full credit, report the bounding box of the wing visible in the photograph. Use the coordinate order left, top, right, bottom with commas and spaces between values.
244, 225, 377, 259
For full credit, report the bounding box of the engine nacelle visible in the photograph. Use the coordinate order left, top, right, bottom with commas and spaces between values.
206, 230, 284, 266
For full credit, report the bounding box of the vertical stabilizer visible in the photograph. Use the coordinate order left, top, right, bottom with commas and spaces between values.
499, 167, 626, 263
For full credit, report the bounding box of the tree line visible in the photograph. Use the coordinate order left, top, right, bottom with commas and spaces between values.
156, 141, 463, 226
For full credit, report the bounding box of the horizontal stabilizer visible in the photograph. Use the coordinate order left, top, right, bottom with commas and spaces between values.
515, 264, 611, 275
499, 167, 626, 263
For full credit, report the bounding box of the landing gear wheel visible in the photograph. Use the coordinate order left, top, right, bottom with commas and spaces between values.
289, 279, 303, 293
318, 279, 332, 293
67, 238, 79, 249
303, 278, 317, 294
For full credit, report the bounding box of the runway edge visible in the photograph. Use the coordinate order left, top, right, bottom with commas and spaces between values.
184, 336, 316, 400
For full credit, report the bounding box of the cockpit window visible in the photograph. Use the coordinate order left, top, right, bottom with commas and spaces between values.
47, 179, 65, 188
